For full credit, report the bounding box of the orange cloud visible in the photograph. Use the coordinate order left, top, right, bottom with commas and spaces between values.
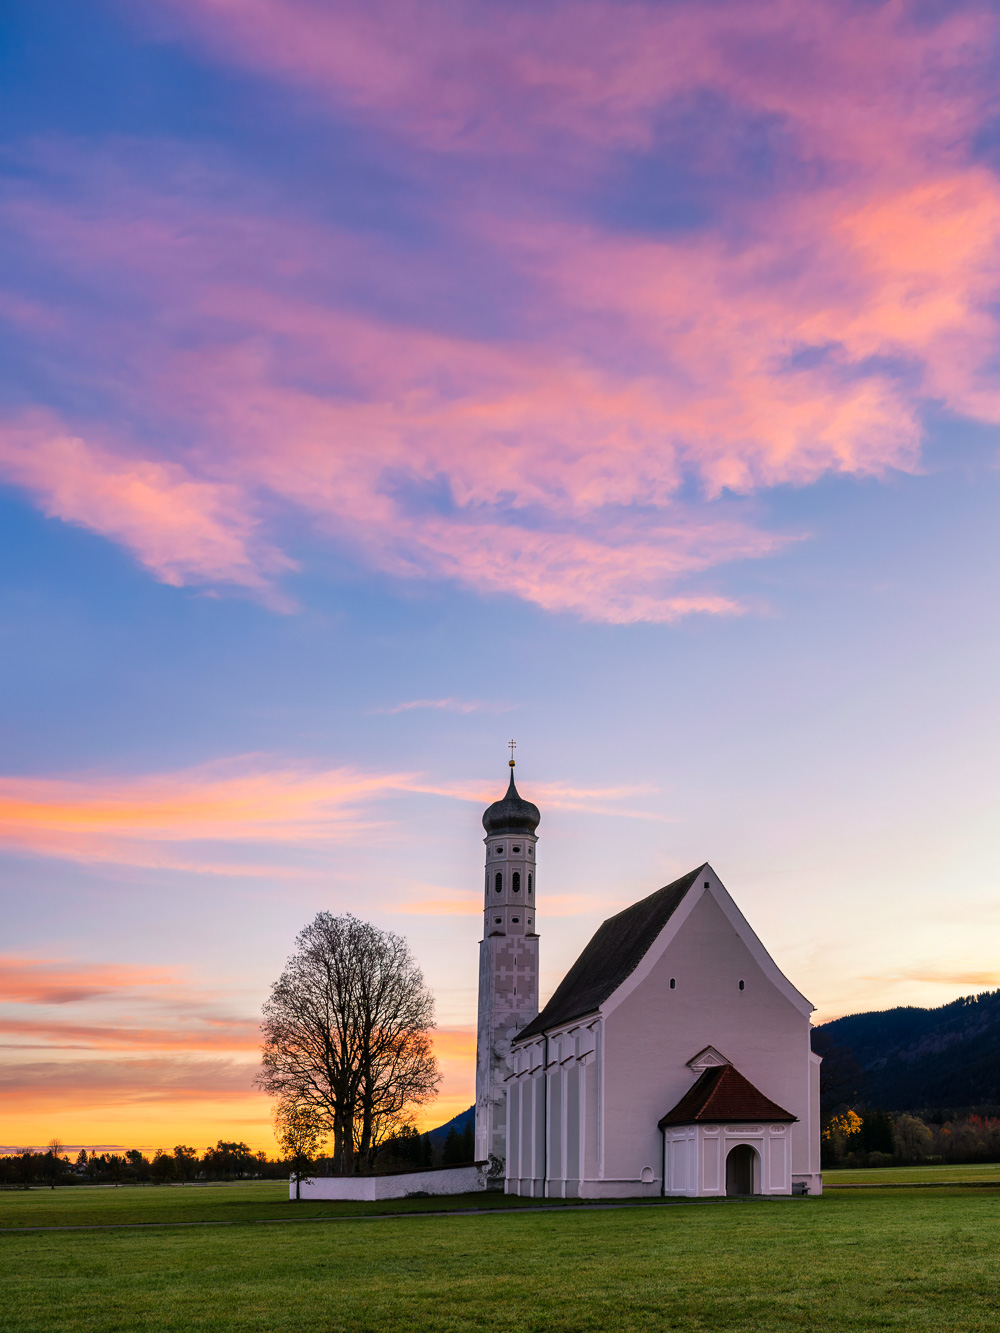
0, 1018, 261, 1053
0, 758, 411, 868
0, 1057, 259, 1110
0, 959, 177, 1005
0, 757, 660, 870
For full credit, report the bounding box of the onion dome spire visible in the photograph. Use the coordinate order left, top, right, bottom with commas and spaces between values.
482, 743, 541, 836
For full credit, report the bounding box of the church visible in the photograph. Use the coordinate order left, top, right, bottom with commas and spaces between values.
475, 760, 822, 1199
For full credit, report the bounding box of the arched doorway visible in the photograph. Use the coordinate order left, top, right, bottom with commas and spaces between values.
725, 1144, 759, 1196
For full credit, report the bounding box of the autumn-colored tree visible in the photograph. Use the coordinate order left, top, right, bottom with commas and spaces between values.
274, 1101, 327, 1200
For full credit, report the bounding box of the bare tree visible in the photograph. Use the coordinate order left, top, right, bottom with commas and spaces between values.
256, 913, 440, 1173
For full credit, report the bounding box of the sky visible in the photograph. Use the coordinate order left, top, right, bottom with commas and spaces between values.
2, 0, 1000, 1155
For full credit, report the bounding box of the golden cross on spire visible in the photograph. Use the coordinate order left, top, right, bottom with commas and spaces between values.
508, 738, 517, 767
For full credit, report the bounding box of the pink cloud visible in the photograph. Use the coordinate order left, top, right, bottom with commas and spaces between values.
373, 698, 514, 715
2, 1, 999, 620
150, 0, 991, 165
0, 414, 296, 605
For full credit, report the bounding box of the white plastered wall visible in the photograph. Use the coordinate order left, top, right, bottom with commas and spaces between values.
506, 866, 822, 1198
662, 1123, 792, 1197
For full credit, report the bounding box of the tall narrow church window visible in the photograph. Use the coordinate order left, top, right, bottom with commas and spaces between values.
669, 978, 676, 990
739, 980, 745, 991
512, 872, 521, 893
527, 874, 532, 893
495, 873, 502, 893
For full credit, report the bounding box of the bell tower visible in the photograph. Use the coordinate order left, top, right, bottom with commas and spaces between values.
475, 746, 540, 1168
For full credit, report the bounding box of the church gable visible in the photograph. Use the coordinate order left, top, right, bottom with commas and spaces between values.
602, 866, 813, 1021
516, 864, 706, 1040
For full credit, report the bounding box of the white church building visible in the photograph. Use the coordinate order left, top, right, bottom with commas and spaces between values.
475, 762, 822, 1199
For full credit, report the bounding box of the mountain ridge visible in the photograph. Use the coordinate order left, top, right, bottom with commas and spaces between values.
814, 987, 1000, 1113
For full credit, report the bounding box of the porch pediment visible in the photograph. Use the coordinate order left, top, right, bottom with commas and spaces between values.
686, 1045, 730, 1072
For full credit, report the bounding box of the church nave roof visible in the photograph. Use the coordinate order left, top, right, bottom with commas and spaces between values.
516, 864, 706, 1040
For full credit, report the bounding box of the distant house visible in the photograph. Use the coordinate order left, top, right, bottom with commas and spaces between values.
475, 769, 822, 1199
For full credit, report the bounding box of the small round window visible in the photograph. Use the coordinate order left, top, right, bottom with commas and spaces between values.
496, 845, 503, 855
512, 916, 520, 924
494, 917, 502, 924
512, 845, 521, 853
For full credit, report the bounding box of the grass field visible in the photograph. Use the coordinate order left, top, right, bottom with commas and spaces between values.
825, 1161, 1000, 1185
0, 1182, 556, 1230
2, 1182, 1000, 1332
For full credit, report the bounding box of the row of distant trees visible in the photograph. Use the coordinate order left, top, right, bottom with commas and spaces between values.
0, 1120, 476, 1189
0, 1140, 282, 1188
823, 1110, 1000, 1168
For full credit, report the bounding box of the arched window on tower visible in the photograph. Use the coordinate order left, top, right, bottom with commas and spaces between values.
512, 872, 521, 893
527, 873, 532, 894
495, 872, 502, 893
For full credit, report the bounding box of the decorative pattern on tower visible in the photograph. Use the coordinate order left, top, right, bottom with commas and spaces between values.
475, 751, 540, 1169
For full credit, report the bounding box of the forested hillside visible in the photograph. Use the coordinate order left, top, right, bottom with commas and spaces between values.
815, 989, 1000, 1114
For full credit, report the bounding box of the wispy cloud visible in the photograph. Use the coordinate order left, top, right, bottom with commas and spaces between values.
0, 414, 297, 610
0, 959, 178, 1006
0, 758, 663, 870
372, 698, 514, 716
0, 1057, 259, 1110
860, 966, 1000, 990
396, 891, 623, 918
0, 1016, 261, 1053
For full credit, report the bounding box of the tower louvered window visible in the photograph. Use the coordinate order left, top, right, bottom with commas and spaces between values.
512, 872, 520, 893
495, 872, 502, 893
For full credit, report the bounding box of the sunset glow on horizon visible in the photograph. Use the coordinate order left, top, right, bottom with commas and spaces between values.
3, 0, 1000, 1155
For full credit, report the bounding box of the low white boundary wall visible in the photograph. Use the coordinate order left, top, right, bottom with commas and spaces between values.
293, 1162, 489, 1201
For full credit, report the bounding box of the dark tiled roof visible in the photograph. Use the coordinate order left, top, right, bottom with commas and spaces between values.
515, 865, 706, 1041
482, 770, 541, 836
658, 1064, 797, 1127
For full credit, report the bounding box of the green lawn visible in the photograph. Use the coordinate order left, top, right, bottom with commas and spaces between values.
2, 1186, 999, 1331
825, 1162, 1000, 1185
0, 1182, 558, 1230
